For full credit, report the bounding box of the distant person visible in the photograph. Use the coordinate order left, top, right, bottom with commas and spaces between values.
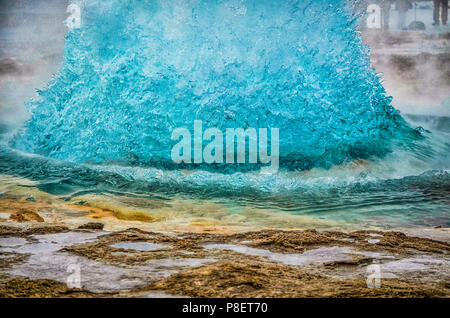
433, 0, 448, 25
380, 0, 393, 30
396, 0, 412, 30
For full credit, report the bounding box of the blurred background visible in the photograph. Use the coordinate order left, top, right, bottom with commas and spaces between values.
0, 0, 68, 133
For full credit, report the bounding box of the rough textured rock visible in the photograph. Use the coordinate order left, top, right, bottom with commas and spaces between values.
77, 222, 104, 231
9, 210, 44, 223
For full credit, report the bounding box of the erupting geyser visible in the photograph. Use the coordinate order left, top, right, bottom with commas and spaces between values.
12, 0, 415, 171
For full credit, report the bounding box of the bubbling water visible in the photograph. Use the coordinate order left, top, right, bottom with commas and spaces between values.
11, 0, 416, 171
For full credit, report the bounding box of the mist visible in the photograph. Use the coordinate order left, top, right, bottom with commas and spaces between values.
0, 0, 68, 130
367, 34, 450, 117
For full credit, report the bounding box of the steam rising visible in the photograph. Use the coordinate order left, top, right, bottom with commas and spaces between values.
0, 0, 68, 129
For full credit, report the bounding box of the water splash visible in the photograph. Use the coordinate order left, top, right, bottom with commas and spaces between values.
11, 0, 415, 171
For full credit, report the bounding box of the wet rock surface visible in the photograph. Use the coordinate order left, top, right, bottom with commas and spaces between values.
0, 224, 448, 298
77, 222, 104, 231
9, 210, 44, 223
0, 185, 448, 297
144, 260, 448, 298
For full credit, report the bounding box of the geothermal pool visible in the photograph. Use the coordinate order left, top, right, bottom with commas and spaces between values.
0, 0, 449, 231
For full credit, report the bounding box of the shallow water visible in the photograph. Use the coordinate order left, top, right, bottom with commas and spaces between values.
0, 232, 213, 292
111, 242, 170, 251
203, 244, 354, 265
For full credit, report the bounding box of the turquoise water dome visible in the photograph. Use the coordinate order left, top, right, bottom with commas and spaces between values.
12, 0, 415, 171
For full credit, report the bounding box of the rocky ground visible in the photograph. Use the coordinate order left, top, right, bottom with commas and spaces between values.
0, 183, 449, 298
